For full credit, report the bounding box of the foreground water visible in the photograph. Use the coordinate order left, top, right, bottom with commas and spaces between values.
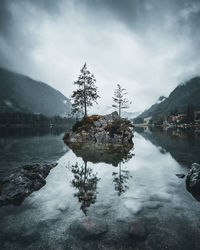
0, 127, 200, 249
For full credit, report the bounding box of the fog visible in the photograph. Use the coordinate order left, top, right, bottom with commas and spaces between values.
0, 0, 200, 113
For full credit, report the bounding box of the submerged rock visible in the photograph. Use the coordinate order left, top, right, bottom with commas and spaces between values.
63, 112, 134, 144
0, 163, 57, 206
176, 174, 185, 179
70, 216, 108, 239
128, 220, 147, 240
186, 163, 200, 200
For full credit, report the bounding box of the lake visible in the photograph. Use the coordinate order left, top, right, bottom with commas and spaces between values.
0, 126, 200, 250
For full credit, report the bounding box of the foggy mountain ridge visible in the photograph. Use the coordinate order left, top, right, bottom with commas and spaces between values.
136, 76, 200, 119
0, 67, 71, 117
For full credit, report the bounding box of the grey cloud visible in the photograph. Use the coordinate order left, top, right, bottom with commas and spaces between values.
0, 0, 62, 70
0, 0, 62, 40
0, 0, 13, 39
82, 0, 200, 42
0, 0, 200, 112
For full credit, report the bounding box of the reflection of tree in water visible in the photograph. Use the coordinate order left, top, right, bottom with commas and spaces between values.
68, 142, 134, 204
113, 160, 133, 196
71, 161, 100, 215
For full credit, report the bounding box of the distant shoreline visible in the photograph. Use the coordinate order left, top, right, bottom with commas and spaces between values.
0, 124, 72, 128
134, 124, 200, 129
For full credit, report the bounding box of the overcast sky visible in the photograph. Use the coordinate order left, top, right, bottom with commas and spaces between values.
0, 0, 200, 114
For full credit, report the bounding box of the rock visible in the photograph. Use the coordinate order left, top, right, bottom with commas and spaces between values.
20, 231, 41, 246
176, 174, 185, 179
95, 130, 109, 143
70, 216, 108, 239
128, 220, 147, 240
0, 163, 57, 206
104, 111, 118, 122
24, 172, 46, 190
63, 112, 134, 144
186, 163, 200, 200
144, 201, 162, 209
0, 176, 33, 205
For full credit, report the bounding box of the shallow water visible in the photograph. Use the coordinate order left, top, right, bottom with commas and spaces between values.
0, 127, 200, 249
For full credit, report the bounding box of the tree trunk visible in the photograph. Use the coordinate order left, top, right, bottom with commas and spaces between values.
84, 103, 87, 116
83, 78, 87, 116
119, 162, 121, 179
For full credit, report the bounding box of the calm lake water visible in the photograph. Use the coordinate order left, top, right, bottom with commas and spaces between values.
1, 127, 200, 250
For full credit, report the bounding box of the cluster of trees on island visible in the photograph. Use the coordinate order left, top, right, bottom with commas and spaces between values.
71, 63, 131, 118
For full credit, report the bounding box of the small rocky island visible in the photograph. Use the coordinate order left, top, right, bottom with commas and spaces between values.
63, 111, 134, 144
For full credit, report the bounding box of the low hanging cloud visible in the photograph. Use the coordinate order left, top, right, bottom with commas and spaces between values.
0, 0, 200, 113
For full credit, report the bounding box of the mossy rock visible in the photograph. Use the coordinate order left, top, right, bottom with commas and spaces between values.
72, 115, 103, 132
104, 118, 133, 138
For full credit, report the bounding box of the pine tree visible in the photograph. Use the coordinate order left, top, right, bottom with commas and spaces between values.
71, 63, 100, 116
112, 84, 131, 119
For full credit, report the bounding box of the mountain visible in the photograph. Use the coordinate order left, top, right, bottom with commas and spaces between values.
0, 67, 71, 117
99, 105, 141, 119
137, 77, 200, 119
121, 111, 141, 119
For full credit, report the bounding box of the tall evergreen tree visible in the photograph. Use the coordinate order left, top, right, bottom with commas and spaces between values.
112, 84, 130, 118
71, 63, 100, 116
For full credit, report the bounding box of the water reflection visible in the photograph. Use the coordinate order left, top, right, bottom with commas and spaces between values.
65, 142, 134, 166
67, 142, 135, 212
134, 127, 200, 167
0, 126, 72, 137
0, 130, 69, 179
135, 126, 200, 201
71, 161, 100, 215
1, 130, 200, 249
112, 162, 132, 196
